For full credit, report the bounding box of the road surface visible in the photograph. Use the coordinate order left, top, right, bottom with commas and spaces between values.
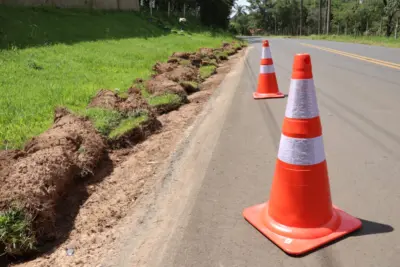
127, 37, 400, 267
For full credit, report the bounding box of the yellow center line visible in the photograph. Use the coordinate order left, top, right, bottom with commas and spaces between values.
300, 42, 400, 70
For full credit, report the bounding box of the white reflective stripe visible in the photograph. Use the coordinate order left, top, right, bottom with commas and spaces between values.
285, 79, 319, 119
278, 135, 326, 165
262, 47, 272, 59
260, 65, 275, 74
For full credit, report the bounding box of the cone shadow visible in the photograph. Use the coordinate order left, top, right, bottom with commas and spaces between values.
245, 217, 393, 258
354, 218, 394, 236
289, 218, 393, 258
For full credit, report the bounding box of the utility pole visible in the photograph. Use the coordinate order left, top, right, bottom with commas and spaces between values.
326, 0, 331, 34
300, 0, 303, 35
318, 0, 322, 34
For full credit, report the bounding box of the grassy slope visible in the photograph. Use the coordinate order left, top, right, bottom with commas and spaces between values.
0, 6, 234, 149
285, 35, 400, 48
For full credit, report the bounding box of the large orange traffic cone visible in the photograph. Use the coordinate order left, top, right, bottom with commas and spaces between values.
253, 40, 285, 99
243, 54, 362, 255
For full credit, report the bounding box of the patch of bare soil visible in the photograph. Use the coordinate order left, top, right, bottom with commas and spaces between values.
118, 87, 152, 114
146, 74, 187, 98
152, 62, 178, 74
88, 89, 120, 110
12, 48, 246, 267
165, 65, 198, 83
89, 88, 151, 115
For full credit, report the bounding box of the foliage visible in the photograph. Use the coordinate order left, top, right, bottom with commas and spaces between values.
0, 206, 36, 256
231, 0, 400, 37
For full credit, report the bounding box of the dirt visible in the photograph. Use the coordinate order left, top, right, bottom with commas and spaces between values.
0, 108, 106, 246
145, 74, 187, 98
9, 48, 245, 267
89, 88, 151, 115
171, 52, 191, 59
88, 89, 120, 110
165, 65, 198, 83
198, 47, 216, 59
118, 87, 152, 114
0, 150, 26, 178
152, 62, 178, 74
180, 81, 199, 94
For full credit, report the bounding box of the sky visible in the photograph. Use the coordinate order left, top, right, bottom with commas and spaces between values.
236, 0, 249, 6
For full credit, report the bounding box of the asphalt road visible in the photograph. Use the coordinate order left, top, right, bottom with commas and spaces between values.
150, 38, 400, 267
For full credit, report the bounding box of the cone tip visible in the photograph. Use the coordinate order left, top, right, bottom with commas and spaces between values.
292, 53, 313, 79
262, 40, 270, 47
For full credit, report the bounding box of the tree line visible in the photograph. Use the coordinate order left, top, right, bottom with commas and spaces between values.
139, 0, 234, 28
230, 0, 400, 37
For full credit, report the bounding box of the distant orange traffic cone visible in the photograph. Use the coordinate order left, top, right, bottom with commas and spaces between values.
243, 54, 362, 255
253, 40, 284, 99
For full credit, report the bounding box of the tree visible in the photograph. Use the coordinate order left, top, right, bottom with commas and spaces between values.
383, 0, 400, 36
199, 0, 234, 28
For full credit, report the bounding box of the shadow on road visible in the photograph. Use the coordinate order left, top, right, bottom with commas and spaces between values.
284, 217, 394, 258
354, 218, 394, 236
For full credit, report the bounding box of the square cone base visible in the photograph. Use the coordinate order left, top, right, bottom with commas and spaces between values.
253, 91, 285, 99
243, 203, 362, 256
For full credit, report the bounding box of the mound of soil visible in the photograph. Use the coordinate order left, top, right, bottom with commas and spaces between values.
171, 52, 191, 59
88, 89, 120, 110
0, 108, 106, 244
0, 150, 26, 178
89, 88, 152, 115
119, 87, 152, 114
165, 65, 198, 83
198, 48, 216, 59
153, 62, 178, 74
180, 81, 200, 94
146, 74, 187, 99
189, 54, 202, 67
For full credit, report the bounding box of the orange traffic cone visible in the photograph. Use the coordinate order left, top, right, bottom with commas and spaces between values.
253, 40, 285, 99
243, 54, 362, 255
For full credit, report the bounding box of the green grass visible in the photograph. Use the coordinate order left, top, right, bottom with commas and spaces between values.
80, 108, 124, 136
284, 34, 400, 48
180, 81, 199, 90
199, 65, 217, 80
0, 206, 35, 256
148, 93, 182, 107
179, 59, 191, 66
0, 6, 234, 149
215, 51, 229, 60
108, 113, 149, 140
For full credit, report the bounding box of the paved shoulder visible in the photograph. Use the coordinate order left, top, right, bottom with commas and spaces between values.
133, 38, 400, 267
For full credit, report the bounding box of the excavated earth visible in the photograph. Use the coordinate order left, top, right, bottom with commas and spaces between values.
0, 41, 246, 266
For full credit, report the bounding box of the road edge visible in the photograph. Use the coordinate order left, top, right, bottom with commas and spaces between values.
101, 46, 252, 267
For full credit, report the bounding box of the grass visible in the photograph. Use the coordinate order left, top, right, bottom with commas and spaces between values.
179, 59, 191, 66
215, 51, 229, 60
199, 65, 217, 80
283, 34, 400, 48
0, 6, 234, 149
80, 108, 124, 136
0, 206, 35, 256
180, 81, 199, 91
108, 113, 149, 140
148, 93, 183, 107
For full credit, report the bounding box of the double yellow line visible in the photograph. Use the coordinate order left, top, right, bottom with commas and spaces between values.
300, 42, 400, 70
